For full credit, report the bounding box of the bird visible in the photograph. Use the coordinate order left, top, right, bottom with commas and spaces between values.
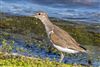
32, 11, 87, 63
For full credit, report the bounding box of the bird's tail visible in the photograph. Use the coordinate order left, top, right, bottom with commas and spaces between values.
79, 45, 92, 66
79, 45, 88, 53
83, 49, 93, 66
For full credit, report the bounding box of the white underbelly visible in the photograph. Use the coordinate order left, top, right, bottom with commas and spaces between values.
53, 44, 79, 53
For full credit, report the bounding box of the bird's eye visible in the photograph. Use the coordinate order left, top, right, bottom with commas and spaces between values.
38, 13, 41, 15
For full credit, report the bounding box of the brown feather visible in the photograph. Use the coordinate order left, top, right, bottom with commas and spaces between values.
50, 25, 86, 52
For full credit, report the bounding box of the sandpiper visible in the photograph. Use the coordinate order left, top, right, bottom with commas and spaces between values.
33, 11, 87, 63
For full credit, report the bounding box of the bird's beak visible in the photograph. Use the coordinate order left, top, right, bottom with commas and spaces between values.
34, 15, 37, 18
29, 14, 37, 18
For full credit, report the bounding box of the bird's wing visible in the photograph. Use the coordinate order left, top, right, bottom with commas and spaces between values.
49, 25, 86, 52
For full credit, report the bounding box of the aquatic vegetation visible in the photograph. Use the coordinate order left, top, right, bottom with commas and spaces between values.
0, 39, 14, 53
0, 14, 100, 55
0, 52, 84, 67
0, 14, 100, 47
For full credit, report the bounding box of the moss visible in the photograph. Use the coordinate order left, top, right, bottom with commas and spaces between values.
0, 39, 14, 53
0, 52, 84, 67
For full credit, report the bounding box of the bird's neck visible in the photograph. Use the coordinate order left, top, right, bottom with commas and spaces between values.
41, 17, 54, 32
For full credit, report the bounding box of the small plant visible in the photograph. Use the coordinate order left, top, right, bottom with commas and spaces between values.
0, 52, 82, 67
16, 47, 26, 53
1, 39, 15, 53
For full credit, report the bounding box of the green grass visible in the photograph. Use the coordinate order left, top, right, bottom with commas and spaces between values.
0, 52, 83, 67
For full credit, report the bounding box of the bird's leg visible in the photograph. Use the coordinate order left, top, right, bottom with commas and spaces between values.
59, 52, 64, 63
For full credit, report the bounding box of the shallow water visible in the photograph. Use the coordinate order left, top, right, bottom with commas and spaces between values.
0, 35, 100, 66
0, 0, 100, 23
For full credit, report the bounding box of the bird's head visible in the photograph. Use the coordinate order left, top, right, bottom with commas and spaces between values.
33, 11, 48, 21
